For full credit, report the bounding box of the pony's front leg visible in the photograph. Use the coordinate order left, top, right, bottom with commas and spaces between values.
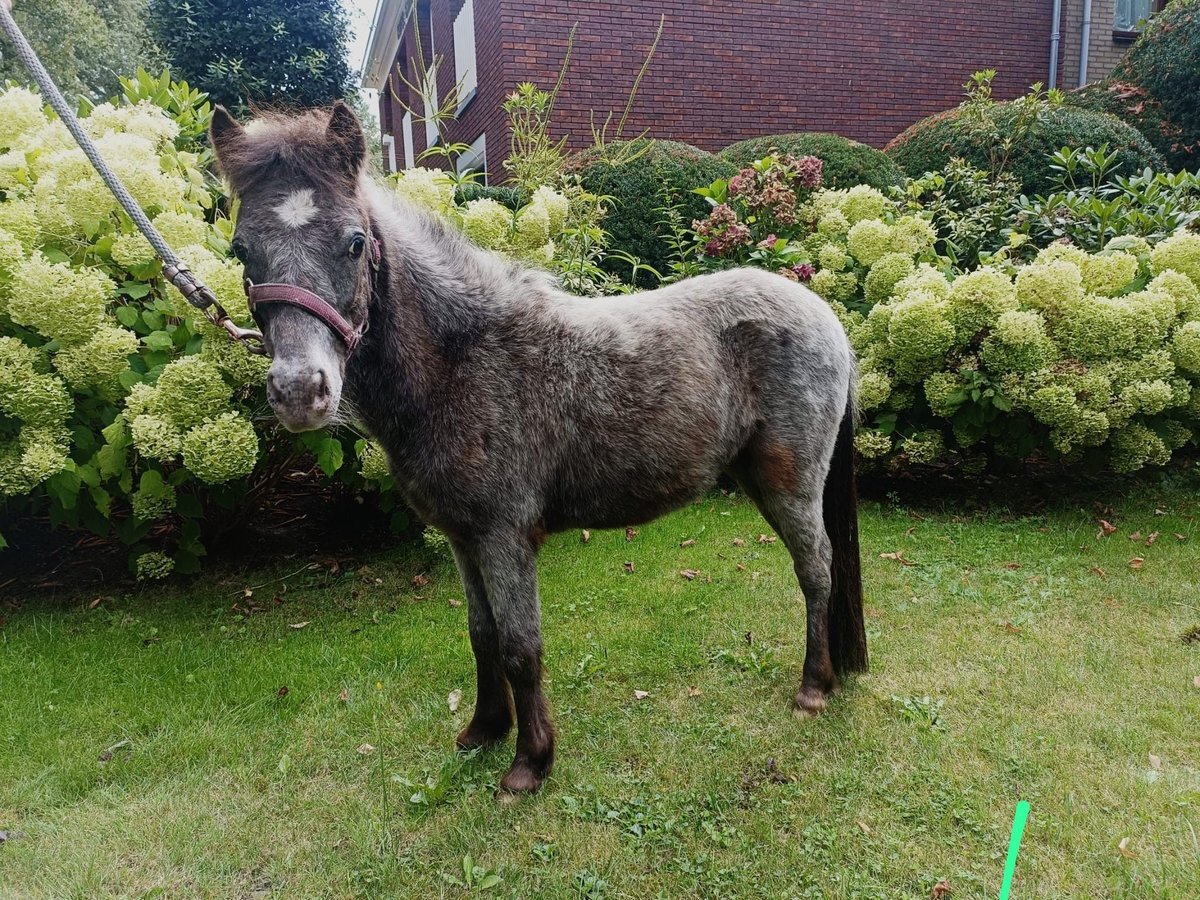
450, 543, 513, 750
475, 531, 555, 794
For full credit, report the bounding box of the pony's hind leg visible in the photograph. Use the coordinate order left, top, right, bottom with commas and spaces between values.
730, 446, 838, 715
450, 543, 515, 750
761, 490, 839, 715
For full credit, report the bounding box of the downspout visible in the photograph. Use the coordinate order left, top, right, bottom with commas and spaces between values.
1079, 0, 1093, 86
1049, 0, 1063, 88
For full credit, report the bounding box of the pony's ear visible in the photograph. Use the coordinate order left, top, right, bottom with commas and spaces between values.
325, 100, 366, 176
209, 105, 246, 159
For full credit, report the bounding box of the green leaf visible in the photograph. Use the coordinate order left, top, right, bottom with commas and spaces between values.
121, 281, 151, 300
143, 330, 174, 352
315, 437, 344, 476
176, 493, 204, 519
116, 305, 141, 327
118, 368, 144, 390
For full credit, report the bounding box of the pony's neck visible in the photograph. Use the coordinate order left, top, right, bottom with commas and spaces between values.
345, 180, 493, 443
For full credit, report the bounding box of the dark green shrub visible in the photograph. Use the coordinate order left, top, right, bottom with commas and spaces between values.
572, 140, 736, 285
454, 183, 525, 210
1114, 0, 1200, 169
720, 133, 905, 191
886, 103, 1164, 194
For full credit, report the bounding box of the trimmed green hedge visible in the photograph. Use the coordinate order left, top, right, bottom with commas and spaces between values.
721, 132, 905, 191
1067, 80, 1194, 172
885, 103, 1165, 194
572, 139, 736, 285
454, 182, 525, 211
1071, 0, 1200, 172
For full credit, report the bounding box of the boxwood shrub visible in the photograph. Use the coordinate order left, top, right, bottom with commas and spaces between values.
572, 139, 736, 285
721, 133, 905, 191
1113, 0, 1200, 170
886, 103, 1165, 194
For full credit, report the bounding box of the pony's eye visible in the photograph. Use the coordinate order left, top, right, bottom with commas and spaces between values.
231, 240, 248, 263
348, 234, 366, 259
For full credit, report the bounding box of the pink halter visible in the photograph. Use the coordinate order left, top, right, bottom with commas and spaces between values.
244, 237, 380, 356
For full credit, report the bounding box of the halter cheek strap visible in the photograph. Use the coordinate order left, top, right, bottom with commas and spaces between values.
244, 237, 380, 356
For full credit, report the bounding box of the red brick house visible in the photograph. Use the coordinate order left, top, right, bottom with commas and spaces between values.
361, 1, 1160, 181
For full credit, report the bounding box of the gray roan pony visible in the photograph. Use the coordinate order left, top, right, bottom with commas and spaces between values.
209, 102, 868, 795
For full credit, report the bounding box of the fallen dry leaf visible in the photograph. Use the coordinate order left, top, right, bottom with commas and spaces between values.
1003, 622, 1022, 634
732, 537, 747, 547
448, 689, 462, 712
633, 689, 650, 700
623, 561, 635, 573
356, 743, 375, 755
448, 598, 462, 608
580, 529, 591, 543
1117, 837, 1138, 859
289, 621, 310, 630
1146, 532, 1159, 546
411, 573, 430, 588
625, 527, 638, 542
243, 587, 253, 599
1149, 752, 1162, 770
1104, 597, 1119, 608
337, 688, 349, 703
736, 563, 747, 572
687, 686, 701, 697
1174, 533, 1188, 542
931, 879, 952, 898
1099, 519, 1118, 537
1155, 507, 1166, 516
1091, 566, 1109, 581
857, 820, 872, 835
1129, 530, 1142, 542
1129, 557, 1145, 570
880, 551, 914, 566
1193, 675, 1200, 689
680, 538, 696, 548
1004, 562, 1023, 570
757, 534, 777, 544
275, 685, 289, 699
88, 597, 103, 610
680, 569, 700, 580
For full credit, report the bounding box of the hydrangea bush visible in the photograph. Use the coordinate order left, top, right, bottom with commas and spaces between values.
842, 234, 1200, 472
0, 77, 393, 574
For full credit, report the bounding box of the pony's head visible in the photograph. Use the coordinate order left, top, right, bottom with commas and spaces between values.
210, 101, 374, 432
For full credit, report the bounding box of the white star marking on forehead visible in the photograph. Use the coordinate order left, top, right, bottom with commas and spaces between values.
274, 189, 319, 228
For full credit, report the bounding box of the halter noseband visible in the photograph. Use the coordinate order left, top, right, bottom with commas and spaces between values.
243, 237, 381, 356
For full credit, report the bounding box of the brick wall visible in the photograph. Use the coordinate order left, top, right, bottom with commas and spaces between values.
381, 1, 1060, 174
1059, 0, 1135, 88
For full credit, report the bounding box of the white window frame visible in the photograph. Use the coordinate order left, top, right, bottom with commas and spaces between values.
453, 0, 478, 112
401, 111, 416, 169
423, 8, 440, 149
456, 133, 487, 184
381, 134, 397, 173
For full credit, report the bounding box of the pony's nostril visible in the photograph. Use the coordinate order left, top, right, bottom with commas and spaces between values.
313, 369, 330, 399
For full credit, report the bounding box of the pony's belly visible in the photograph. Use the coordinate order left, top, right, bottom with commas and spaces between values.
543, 477, 715, 532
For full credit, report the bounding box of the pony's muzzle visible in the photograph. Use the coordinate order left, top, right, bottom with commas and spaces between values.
267, 367, 335, 431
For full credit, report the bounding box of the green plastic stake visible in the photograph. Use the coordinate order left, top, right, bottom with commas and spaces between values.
999, 800, 1031, 900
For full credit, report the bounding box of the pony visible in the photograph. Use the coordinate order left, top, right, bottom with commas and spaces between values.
209, 102, 867, 794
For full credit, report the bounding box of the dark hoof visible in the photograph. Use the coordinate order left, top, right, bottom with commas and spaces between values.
793, 684, 830, 717
498, 757, 551, 795
455, 716, 512, 751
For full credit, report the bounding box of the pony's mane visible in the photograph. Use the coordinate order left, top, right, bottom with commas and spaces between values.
215, 108, 364, 194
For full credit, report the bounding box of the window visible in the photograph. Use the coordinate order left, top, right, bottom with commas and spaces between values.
401, 111, 415, 169
457, 133, 487, 184
453, 0, 478, 111
1115, 0, 1159, 32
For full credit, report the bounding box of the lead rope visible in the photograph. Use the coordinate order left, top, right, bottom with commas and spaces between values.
0, 5, 265, 352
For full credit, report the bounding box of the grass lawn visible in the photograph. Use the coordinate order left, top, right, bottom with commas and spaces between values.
2, 479, 1199, 899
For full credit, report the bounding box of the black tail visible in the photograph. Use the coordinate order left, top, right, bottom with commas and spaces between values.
823, 397, 868, 675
